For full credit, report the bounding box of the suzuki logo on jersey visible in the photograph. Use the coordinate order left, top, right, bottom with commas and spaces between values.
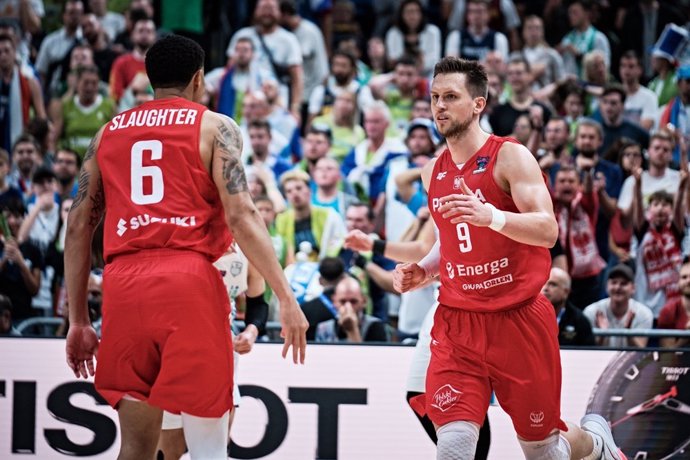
473, 156, 490, 174
116, 214, 198, 237
530, 411, 545, 427
431, 189, 486, 212
117, 218, 127, 236
431, 384, 462, 412
436, 171, 448, 180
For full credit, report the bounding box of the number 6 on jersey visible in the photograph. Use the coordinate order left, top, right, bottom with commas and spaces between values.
131, 140, 164, 205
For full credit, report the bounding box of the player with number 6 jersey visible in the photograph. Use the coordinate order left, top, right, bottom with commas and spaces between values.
64, 35, 307, 460
99, 100, 232, 262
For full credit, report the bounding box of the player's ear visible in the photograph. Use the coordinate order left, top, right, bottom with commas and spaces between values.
192, 68, 204, 90
474, 96, 486, 114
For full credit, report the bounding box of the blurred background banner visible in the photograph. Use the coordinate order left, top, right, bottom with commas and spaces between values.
3, 340, 688, 459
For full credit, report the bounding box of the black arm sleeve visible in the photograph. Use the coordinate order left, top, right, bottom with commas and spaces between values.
244, 294, 269, 336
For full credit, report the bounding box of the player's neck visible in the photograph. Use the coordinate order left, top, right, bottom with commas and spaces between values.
446, 125, 490, 163
154, 88, 192, 101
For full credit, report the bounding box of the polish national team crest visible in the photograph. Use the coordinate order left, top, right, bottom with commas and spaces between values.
230, 261, 243, 277
453, 175, 462, 189
473, 156, 490, 174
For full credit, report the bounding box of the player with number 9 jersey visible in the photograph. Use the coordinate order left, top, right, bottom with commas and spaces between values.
428, 135, 551, 312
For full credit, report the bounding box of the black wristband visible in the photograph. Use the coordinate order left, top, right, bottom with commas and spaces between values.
372, 238, 387, 257
245, 293, 269, 336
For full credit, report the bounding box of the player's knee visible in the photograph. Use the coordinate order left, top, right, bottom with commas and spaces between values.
518, 432, 571, 460
436, 421, 480, 460
181, 410, 230, 460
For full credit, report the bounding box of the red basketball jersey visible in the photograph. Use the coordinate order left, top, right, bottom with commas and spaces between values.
428, 135, 551, 312
98, 97, 232, 263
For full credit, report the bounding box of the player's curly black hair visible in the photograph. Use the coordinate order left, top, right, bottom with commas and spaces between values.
145, 34, 204, 90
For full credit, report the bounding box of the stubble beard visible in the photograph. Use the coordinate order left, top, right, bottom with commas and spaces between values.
438, 117, 472, 140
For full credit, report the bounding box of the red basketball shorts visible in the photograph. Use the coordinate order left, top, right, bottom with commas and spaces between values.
412, 295, 568, 441
94, 249, 234, 418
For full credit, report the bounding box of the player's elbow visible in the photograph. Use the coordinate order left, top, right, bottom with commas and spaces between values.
225, 199, 260, 230
543, 219, 559, 248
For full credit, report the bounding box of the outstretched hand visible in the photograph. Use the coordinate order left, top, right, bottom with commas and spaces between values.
344, 229, 374, 252
65, 324, 99, 379
279, 296, 308, 364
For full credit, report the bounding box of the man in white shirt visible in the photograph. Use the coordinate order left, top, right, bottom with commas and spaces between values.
279, 0, 328, 115
227, 0, 303, 120
618, 130, 680, 215
583, 264, 654, 348
35, 0, 82, 91
619, 50, 658, 131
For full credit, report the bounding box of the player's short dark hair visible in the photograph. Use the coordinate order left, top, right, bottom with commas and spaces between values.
433, 57, 488, 99
648, 190, 674, 207
319, 257, 345, 282
145, 34, 204, 90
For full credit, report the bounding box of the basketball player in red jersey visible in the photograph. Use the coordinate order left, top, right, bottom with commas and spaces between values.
64, 35, 308, 460
394, 57, 625, 460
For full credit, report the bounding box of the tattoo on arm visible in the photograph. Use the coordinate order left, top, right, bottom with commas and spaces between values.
215, 120, 248, 194
89, 177, 105, 227
70, 136, 105, 227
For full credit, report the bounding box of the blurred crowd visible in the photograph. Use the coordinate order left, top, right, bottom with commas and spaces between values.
1, 0, 690, 348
